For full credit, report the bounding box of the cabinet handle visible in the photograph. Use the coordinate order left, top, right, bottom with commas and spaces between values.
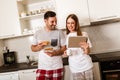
103, 69, 120, 73
22, 72, 32, 73
21, 70, 36, 73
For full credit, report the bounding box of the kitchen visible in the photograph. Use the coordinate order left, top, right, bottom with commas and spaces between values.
0, 0, 120, 80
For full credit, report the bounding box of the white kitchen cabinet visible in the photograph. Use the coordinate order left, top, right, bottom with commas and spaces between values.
18, 69, 36, 80
0, 40, 4, 66
88, 0, 120, 22
64, 65, 73, 80
0, 0, 21, 37
55, 0, 90, 29
16, 0, 56, 34
93, 62, 101, 80
0, 71, 19, 80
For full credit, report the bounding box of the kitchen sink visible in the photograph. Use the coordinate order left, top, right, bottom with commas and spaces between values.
29, 61, 38, 66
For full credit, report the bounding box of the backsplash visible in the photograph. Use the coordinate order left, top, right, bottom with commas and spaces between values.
0, 21, 120, 66
1, 36, 39, 64
82, 21, 120, 53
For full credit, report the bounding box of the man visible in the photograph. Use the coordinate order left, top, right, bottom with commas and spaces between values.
31, 11, 66, 80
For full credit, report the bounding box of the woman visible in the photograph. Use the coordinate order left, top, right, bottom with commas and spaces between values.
64, 14, 93, 80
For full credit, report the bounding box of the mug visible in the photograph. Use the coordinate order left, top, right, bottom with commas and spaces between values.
66, 49, 72, 56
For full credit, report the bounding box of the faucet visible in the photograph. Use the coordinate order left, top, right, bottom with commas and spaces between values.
26, 55, 30, 64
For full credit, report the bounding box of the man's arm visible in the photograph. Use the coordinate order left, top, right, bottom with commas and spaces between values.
54, 45, 66, 56
45, 45, 66, 56
31, 45, 43, 52
31, 42, 48, 52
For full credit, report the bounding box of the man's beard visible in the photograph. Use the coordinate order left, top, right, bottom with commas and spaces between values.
49, 26, 56, 30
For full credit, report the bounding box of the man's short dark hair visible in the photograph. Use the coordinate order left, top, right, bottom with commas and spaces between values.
44, 11, 56, 19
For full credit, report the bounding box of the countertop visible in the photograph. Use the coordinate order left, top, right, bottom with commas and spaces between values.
0, 55, 97, 73
62, 51, 120, 65
0, 62, 37, 73
62, 54, 98, 65
0, 51, 120, 73
92, 50, 120, 62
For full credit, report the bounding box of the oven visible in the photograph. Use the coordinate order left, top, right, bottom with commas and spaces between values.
100, 60, 120, 80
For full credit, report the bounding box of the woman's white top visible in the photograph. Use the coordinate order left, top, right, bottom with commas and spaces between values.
66, 32, 93, 73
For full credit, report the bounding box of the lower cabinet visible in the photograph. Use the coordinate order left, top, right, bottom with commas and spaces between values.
0, 69, 36, 80
93, 62, 101, 80
64, 65, 73, 80
0, 63, 101, 80
0, 71, 19, 80
18, 69, 36, 80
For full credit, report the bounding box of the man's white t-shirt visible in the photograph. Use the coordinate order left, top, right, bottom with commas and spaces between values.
32, 28, 66, 70
66, 32, 93, 73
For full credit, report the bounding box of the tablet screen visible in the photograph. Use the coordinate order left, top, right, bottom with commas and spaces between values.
68, 36, 87, 48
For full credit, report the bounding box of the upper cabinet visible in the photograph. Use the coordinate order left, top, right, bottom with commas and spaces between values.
55, 0, 90, 29
0, 0, 21, 37
88, 0, 120, 22
16, 0, 56, 34
1, 0, 120, 39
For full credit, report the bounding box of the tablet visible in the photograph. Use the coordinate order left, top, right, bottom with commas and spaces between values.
68, 36, 87, 48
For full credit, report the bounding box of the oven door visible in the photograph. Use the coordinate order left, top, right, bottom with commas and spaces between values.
100, 60, 120, 80
102, 70, 120, 80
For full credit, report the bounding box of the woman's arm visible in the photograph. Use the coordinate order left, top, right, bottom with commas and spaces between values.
82, 46, 90, 54
79, 42, 90, 54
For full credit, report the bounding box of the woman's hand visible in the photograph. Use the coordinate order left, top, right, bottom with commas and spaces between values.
79, 41, 89, 50
79, 41, 90, 54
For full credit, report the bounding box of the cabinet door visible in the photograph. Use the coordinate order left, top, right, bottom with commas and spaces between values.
0, 74, 11, 80
18, 69, 36, 80
0, 72, 19, 80
64, 66, 73, 80
88, 0, 120, 22
55, 0, 90, 29
0, 0, 21, 37
93, 62, 101, 80
0, 40, 4, 66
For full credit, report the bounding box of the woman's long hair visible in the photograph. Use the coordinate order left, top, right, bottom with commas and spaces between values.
66, 14, 82, 36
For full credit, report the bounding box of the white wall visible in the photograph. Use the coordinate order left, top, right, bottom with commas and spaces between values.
3, 36, 38, 63
1, 21, 120, 64
0, 0, 119, 61
82, 21, 120, 53
0, 22, 120, 63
